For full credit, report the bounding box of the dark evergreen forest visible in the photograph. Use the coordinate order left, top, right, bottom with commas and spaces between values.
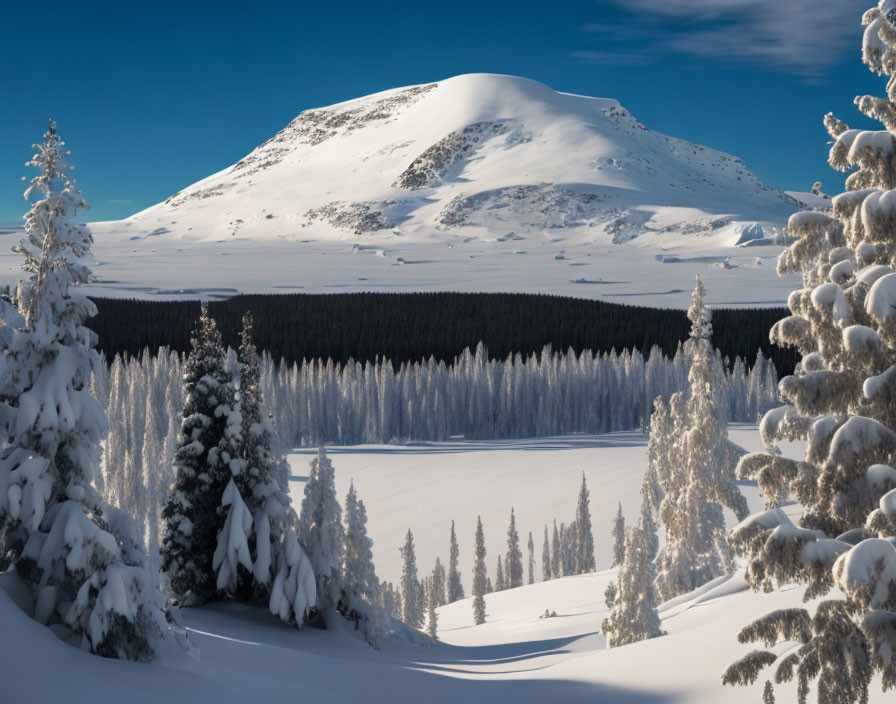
88, 293, 798, 375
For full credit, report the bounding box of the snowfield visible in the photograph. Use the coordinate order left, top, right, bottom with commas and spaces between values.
0, 74, 818, 308
6, 424, 887, 704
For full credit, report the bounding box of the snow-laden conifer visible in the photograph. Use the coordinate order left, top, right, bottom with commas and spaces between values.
447, 519, 464, 602
161, 304, 234, 602
642, 397, 669, 519
380, 580, 401, 621
431, 556, 446, 607
399, 528, 422, 628
527, 530, 535, 585
655, 277, 748, 601
602, 499, 662, 648
542, 525, 551, 581
551, 519, 561, 578
495, 555, 505, 591
426, 565, 439, 639
298, 446, 343, 615
342, 481, 382, 642
472, 516, 487, 625
575, 474, 596, 573
723, 6, 896, 700
211, 313, 317, 626
612, 502, 626, 567
505, 507, 523, 588
0, 122, 167, 659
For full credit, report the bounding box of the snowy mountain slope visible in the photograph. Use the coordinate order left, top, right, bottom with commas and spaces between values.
22, 73, 812, 307
3, 424, 889, 704
121, 74, 797, 242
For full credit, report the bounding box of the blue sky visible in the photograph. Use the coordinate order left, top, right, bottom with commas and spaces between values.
0, 0, 881, 222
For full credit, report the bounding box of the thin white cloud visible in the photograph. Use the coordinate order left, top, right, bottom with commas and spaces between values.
580, 0, 868, 77
572, 50, 653, 66
108, 199, 133, 203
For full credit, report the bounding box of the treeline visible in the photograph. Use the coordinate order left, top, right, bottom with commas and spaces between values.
87, 293, 798, 376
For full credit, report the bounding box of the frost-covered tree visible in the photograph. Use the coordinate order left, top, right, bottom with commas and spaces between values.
447, 520, 464, 602
214, 313, 316, 627
141, 379, 165, 559
576, 474, 596, 573
161, 304, 234, 602
551, 519, 561, 578
380, 580, 401, 621
642, 397, 669, 519
602, 499, 663, 648
612, 502, 626, 567
0, 121, 167, 660
399, 528, 422, 628
495, 555, 505, 591
250, 342, 773, 448
431, 556, 446, 607
342, 481, 381, 641
506, 507, 523, 588
527, 530, 535, 585
472, 516, 487, 625
655, 277, 748, 601
426, 565, 439, 639
723, 6, 896, 701
542, 525, 551, 581
298, 446, 344, 616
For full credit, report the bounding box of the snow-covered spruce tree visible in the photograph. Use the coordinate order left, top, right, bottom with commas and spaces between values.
601, 500, 662, 648
432, 556, 446, 607
472, 516, 487, 625
342, 480, 382, 641
495, 555, 505, 591
447, 519, 464, 602
506, 507, 523, 588
527, 530, 535, 585
612, 502, 626, 567
655, 276, 749, 601
542, 525, 551, 580
0, 121, 166, 659
642, 397, 672, 520
400, 528, 423, 628
426, 565, 439, 639
213, 312, 317, 628
381, 580, 401, 621
724, 6, 896, 700
551, 519, 561, 578
576, 474, 596, 573
141, 377, 165, 559
161, 304, 234, 602
298, 446, 344, 616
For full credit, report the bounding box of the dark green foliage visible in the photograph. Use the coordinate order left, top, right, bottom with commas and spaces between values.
161, 304, 234, 602
88, 293, 797, 376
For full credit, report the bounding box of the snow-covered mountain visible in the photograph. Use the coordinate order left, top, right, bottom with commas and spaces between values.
121, 73, 798, 244
51, 74, 811, 305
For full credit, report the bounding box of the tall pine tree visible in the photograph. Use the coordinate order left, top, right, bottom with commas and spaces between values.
447, 519, 464, 603
472, 516, 487, 625
0, 121, 166, 659
505, 507, 523, 588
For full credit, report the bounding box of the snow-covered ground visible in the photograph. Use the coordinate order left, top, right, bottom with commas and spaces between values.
7, 423, 883, 704
0, 75, 818, 308
286, 425, 795, 586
